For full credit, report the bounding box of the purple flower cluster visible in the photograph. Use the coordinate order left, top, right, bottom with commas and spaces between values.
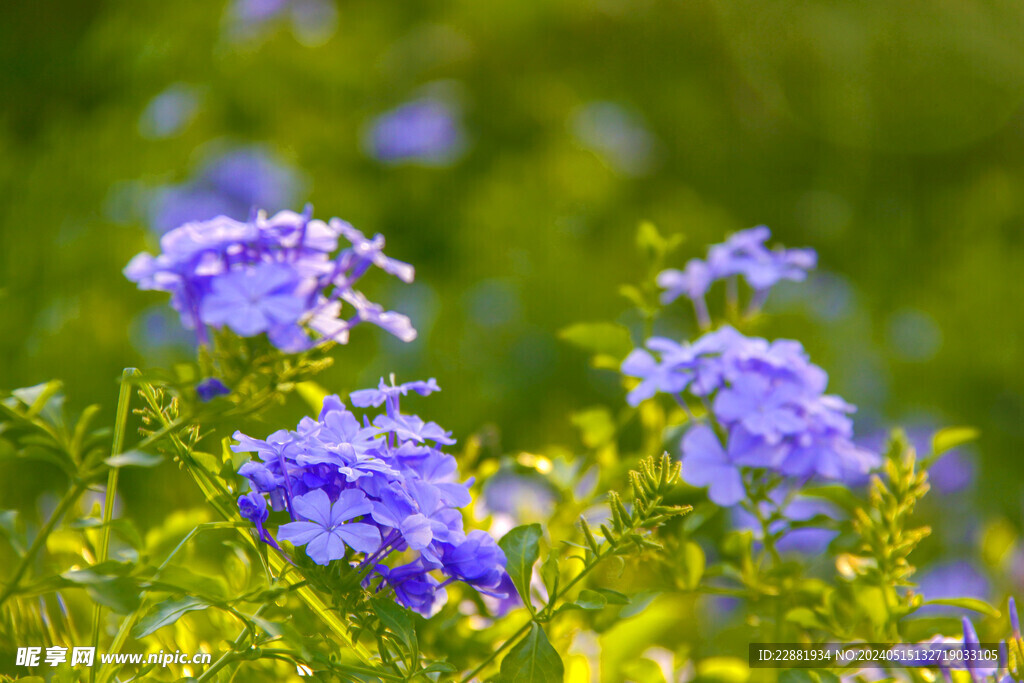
622, 326, 878, 505
233, 378, 515, 616
124, 206, 416, 351
657, 227, 816, 326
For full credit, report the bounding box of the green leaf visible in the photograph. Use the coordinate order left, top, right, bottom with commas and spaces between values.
557, 322, 633, 360
499, 524, 542, 607
87, 577, 142, 614
678, 541, 705, 590
499, 622, 564, 682
574, 589, 607, 610
594, 587, 630, 605
931, 426, 979, 458
920, 598, 1000, 618
132, 596, 209, 638
370, 595, 418, 651
801, 485, 863, 514
420, 661, 457, 675
540, 551, 560, 597
105, 450, 163, 468
619, 591, 659, 618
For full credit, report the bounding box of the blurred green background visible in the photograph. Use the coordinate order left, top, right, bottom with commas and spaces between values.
2, 0, 1023, 530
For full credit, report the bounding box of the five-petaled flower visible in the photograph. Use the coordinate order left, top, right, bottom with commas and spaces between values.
277, 489, 381, 565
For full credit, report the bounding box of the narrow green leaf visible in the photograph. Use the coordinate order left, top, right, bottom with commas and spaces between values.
594, 587, 630, 605
574, 589, 607, 610
619, 591, 658, 618
931, 426, 979, 458
499, 524, 543, 606
131, 596, 208, 638
105, 450, 163, 468
801, 485, 862, 513
540, 552, 560, 597
499, 622, 564, 682
678, 541, 705, 590
920, 598, 1000, 618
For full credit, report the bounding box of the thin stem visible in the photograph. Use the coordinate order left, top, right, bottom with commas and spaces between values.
461, 618, 533, 683
0, 479, 89, 608
89, 368, 137, 683
462, 503, 654, 683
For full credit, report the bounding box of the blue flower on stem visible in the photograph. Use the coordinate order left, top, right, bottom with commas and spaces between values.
232, 378, 512, 615
199, 262, 304, 337
277, 489, 381, 565
196, 377, 230, 401
655, 226, 816, 321
125, 206, 416, 352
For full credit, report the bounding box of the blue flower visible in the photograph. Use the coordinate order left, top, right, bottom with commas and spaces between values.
233, 379, 510, 615
626, 325, 879, 505
960, 617, 1000, 679
200, 262, 304, 337
655, 227, 816, 320
277, 488, 381, 565
441, 530, 507, 590
369, 561, 448, 616
657, 260, 714, 305
680, 425, 744, 506
125, 206, 416, 351
238, 491, 278, 548
350, 377, 441, 409
196, 377, 230, 401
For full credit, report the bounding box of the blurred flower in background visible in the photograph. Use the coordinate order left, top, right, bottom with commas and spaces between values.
147, 144, 306, 234
224, 0, 338, 46
571, 101, 657, 177
138, 83, 203, 139
363, 95, 466, 166
478, 468, 557, 538
914, 560, 991, 617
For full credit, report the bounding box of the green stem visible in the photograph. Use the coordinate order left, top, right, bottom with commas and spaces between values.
461, 618, 533, 683
89, 369, 137, 683
143, 395, 378, 668
461, 514, 639, 683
